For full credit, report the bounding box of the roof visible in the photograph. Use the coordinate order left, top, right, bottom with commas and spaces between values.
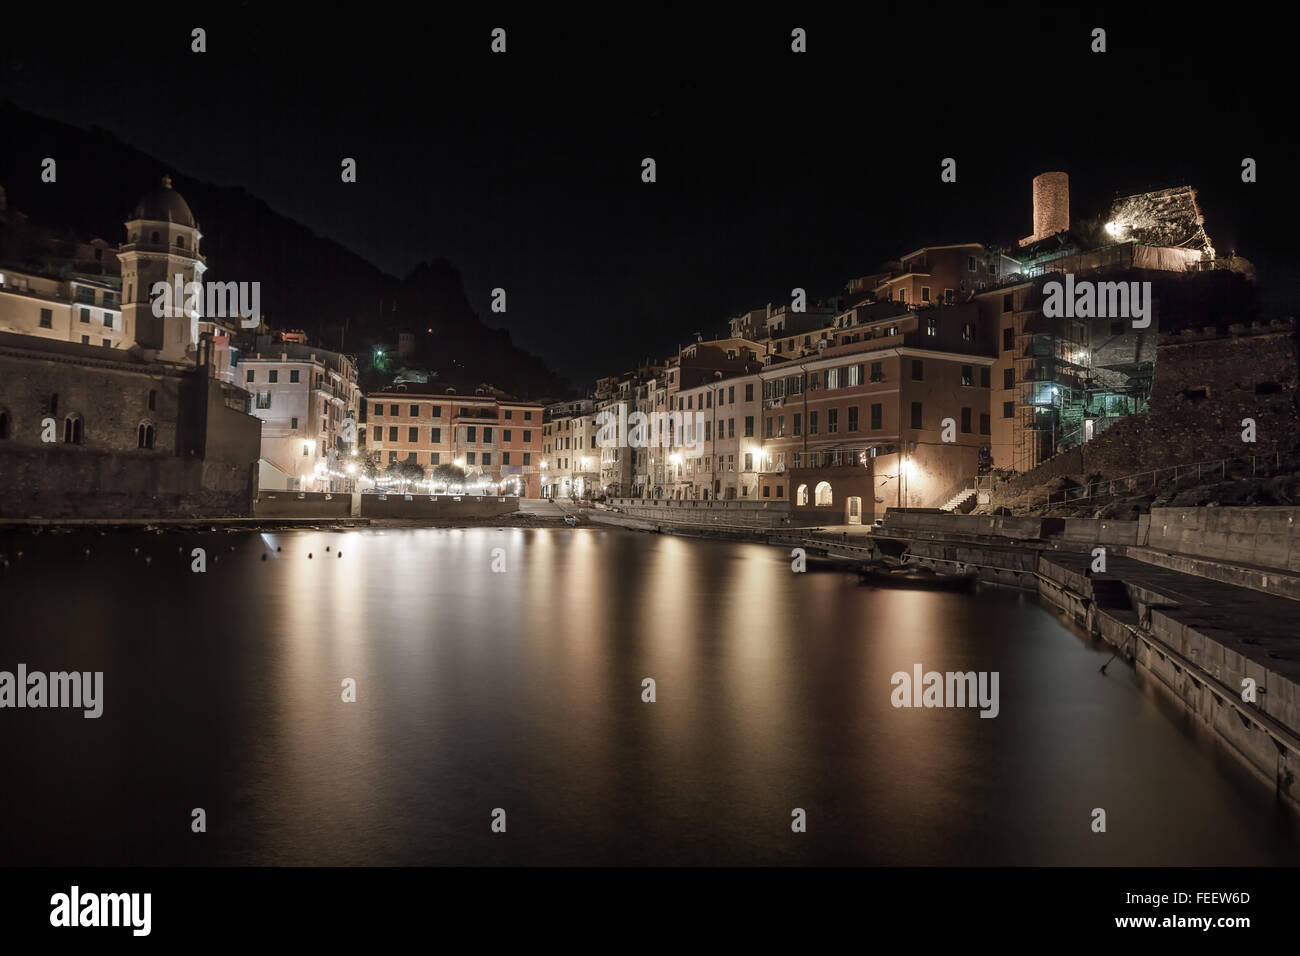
129, 176, 197, 228
896, 242, 986, 262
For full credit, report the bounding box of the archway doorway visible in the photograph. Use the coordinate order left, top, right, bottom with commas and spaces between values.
814, 481, 833, 506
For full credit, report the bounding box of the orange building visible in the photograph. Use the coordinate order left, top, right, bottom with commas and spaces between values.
363, 384, 544, 496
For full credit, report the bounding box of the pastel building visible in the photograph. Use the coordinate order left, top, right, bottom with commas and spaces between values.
240, 341, 361, 492
366, 385, 544, 496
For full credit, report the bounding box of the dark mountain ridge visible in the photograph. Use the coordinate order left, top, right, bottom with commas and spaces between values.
0, 100, 573, 400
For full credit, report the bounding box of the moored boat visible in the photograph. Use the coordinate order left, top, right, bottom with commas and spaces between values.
857, 563, 977, 591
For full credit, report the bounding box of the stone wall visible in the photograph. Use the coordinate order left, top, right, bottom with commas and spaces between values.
0, 333, 261, 518
993, 319, 1298, 502
1145, 506, 1300, 572
359, 495, 518, 519
608, 497, 794, 528
254, 491, 353, 519
0, 445, 253, 518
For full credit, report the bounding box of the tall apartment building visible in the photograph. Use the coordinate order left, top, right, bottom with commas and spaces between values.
0, 269, 126, 350
757, 300, 995, 519
661, 372, 763, 501
366, 385, 544, 496
241, 341, 361, 492
541, 399, 598, 499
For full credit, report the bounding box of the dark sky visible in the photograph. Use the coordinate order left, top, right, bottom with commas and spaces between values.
2, 3, 1295, 385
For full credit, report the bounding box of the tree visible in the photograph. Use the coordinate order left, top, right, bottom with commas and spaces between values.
429, 462, 467, 492
386, 456, 425, 491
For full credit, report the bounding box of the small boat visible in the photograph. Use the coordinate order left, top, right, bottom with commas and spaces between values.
802, 553, 856, 573
563, 514, 579, 527
858, 563, 977, 591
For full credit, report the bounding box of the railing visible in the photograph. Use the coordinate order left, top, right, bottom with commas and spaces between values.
609, 497, 784, 511
1028, 452, 1282, 511
934, 476, 975, 510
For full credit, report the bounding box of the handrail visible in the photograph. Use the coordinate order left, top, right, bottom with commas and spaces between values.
1029, 451, 1282, 510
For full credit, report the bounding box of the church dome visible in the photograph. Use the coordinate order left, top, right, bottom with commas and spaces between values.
130, 175, 196, 227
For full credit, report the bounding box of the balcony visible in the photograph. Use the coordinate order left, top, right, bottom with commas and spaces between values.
217, 381, 251, 413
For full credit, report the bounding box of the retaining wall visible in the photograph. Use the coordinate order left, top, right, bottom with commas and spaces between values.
607, 498, 794, 529
1145, 506, 1300, 572
255, 491, 353, 519
360, 495, 518, 519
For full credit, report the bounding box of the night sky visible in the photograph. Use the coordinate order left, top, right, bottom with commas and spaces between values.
2, 4, 1295, 385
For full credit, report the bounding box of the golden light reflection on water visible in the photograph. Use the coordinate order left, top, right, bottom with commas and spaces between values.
7, 525, 1292, 865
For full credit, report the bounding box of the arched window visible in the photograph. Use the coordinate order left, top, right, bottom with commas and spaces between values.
796, 483, 809, 506
176, 235, 185, 249
0, 408, 10, 439
63, 414, 83, 445
137, 422, 155, 449
151, 231, 160, 244
815, 481, 833, 506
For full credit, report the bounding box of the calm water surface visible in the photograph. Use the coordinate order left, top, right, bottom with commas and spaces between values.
2, 526, 1298, 865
